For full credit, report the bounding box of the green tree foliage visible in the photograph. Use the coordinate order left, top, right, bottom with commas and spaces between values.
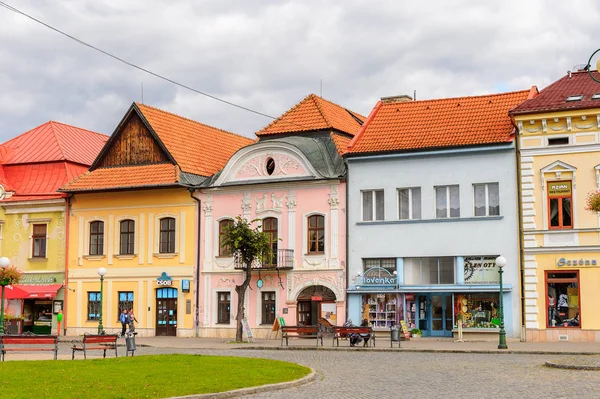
221, 216, 272, 342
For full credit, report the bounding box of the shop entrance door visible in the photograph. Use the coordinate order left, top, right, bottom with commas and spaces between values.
156, 288, 178, 336
416, 294, 453, 337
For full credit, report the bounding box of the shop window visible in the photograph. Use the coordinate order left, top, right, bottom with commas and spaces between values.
218, 219, 233, 257
307, 215, 325, 254
435, 185, 460, 218
32, 224, 47, 258
405, 257, 455, 285
118, 292, 134, 315
473, 183, 499, 216
89, 221, 104, 256
261, 292, 276, 324
362, 190, 384, 221
87, 292, 101, 321
119, 219, 135, 255
547, 271, 579, 328
547, 181, 573, 229
398, 187, 421, 220
262, 217, 278, 266
297, 301, 311, 325
159, 217, 176, 253
363, 294, 397, 329
454, 293, 500, 329
217, 292, 230, 324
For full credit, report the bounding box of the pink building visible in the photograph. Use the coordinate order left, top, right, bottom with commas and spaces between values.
194, 94, 365, 338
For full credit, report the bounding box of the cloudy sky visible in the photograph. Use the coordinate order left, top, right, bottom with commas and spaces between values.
1, 0, 599, 142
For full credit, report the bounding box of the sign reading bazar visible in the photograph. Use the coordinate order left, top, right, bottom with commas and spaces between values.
548, 181, 572, 197
156, 272, 173, 286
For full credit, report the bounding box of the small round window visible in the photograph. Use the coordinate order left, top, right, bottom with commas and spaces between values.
266, 158, 275, 175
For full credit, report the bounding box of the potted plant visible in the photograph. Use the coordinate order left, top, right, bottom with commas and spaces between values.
410, 328, 422, 338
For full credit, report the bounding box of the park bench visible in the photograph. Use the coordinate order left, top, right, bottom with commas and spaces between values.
280, 325, 323, 347
0, 334, 59, 361
332, 326, 375, 347
71, 334, 119, 359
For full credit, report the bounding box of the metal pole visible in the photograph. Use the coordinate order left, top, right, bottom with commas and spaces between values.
98, 275, 104, 334
0, 284, 5, 335
498, 267, 507, 349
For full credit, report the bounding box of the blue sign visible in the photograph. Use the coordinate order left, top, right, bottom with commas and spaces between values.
182, 279, 190, 292
357, 267, 398, 287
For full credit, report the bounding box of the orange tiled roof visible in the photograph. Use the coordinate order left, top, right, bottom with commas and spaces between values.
63, 163, 179, 192
257, 94, 365, 136
347, 89, 534, 154
330, 132, 353, 156
136, 103, 254, 176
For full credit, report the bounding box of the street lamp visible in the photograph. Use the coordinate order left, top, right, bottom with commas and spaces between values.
0, 256, 11, 335
587, 49, 600, 84
97, 267, 106, 334
496, 255, 508, 350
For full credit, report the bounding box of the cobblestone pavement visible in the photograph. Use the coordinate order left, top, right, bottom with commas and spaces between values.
10, 344, 600, 398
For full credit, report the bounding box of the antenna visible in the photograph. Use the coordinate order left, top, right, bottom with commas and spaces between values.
141, 82, 144, 104
414, 89, 416, 101
320, 79, 323, 97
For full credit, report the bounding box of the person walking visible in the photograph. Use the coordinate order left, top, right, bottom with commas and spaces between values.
128, 308, 138, 334
119, 309, 129, 338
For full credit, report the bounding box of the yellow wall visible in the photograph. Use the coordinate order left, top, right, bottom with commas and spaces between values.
66, 188, 197, 336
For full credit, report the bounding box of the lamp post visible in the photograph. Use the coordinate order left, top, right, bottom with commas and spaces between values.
587, 49, 600, 84
97, 267, 106, 334
496, 255, 508, 349
0, 256, 11, 335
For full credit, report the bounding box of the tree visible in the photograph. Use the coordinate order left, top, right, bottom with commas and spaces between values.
221, 216, 272, 342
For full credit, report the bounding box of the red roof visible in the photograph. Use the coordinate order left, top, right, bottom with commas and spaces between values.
330, 132, 353, 156
2, 121, 108, 165
257, 94, 365, 136
63, 163, 180, 192
510, 71, 600, 115
347, 89, 534, 155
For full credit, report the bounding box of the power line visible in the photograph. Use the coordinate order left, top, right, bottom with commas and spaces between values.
0, 1, 292, 125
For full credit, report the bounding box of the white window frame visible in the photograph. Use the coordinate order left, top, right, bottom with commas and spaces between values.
397, 187, 421, 220
435, 185, 460, 219
473, 183, 500, 217
361, 189, 384, 221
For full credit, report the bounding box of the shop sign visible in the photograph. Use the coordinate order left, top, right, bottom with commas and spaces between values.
405, 293, 415, 301
156, 272, 173, 286
20, 274, 60, 285
464, 256, 500, 284
357, 267, 398, 286
557, 258, 598, 267
311, 296, 322, 301
548, 181, 571, 197
181, 279, 190, 292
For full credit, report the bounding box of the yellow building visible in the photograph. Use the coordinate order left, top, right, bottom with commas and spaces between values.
0, 121, 106, 334
61, 103, 252, 337
511, 70, 600, 342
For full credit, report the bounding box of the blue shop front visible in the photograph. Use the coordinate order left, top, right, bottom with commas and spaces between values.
347, 256, 513, 339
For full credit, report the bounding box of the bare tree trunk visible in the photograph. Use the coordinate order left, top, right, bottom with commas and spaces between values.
235, 265, 252, 342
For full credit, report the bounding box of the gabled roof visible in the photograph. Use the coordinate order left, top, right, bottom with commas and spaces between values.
257, 94, 365, 136
135, 103, 254, 176
511, 71, 600, 115
347, 89, 535, 155
2, 121, 108, 165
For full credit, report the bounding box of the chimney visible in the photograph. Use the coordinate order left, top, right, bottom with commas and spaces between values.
380, 94, 413, 104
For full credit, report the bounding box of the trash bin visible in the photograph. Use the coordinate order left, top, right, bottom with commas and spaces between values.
390, 327, 400, 342
125, 333, 136, 356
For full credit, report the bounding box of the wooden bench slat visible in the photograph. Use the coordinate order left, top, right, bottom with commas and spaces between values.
0, 335, 59, 361
71, 334, 119, 360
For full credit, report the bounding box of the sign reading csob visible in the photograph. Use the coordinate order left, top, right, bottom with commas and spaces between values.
156, 272, 173, 286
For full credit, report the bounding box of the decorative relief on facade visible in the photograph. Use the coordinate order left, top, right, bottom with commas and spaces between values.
303, 257, 326, 268
241, 192, 252, 214
316, 273, 338, 287
271, 193, 283, 212
255, 193, 267, 213
550, 125, 566, 131
217, 277, 233, 286
234, 153, 307, 179
517, 121, 523, 134
542, 119, 547, 133
286, 190, 297, 210
255, 192, 284, 214
263, 274, 275, 287
203, 195, 213, 216
574, 122, 595, 129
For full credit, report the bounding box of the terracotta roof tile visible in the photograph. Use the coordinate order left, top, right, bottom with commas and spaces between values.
2, 121, 108, 165
330, 132, 353, 156
510, 71, 600, 115
135, 103, 253, 176
347, 90, 533, 155
257, 94, 365, 136
63, 163, 179, 192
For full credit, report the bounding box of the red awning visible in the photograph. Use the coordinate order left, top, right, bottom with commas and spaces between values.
2, 284, 62, 299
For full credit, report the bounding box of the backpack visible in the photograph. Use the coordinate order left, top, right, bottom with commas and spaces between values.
120, 312, 126, 323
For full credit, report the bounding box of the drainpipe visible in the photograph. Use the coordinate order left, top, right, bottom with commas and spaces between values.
188, 188, 201, 337
513, 122, 527, 341
64, 195, 71, 336
343, 160, 350, 322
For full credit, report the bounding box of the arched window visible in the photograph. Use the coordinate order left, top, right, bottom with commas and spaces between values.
89, 221, 104, 255
219, 219, 233, 257
307, 215, 325, 254
159, 217, 176, 253
119, 219, 135, 255
263, 217, 278, 266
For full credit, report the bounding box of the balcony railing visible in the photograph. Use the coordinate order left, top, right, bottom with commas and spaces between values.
234, 249, 294, 271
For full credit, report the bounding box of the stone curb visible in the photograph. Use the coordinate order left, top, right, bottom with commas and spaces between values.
544, 361, 600, 370
166, 368, 317, 399
235, 346, 600, 356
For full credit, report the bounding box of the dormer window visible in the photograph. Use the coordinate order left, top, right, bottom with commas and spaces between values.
266, 158, 275, 175
566, 95, 584, 102
592, 93, 600, 100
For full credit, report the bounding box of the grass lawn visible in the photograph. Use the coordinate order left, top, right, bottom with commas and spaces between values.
0, 354, 311, 399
